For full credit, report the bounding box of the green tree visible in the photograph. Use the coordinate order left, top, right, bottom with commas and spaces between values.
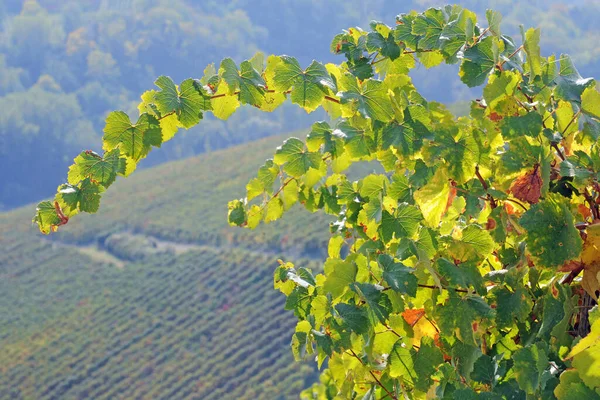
34, 5, 600, 399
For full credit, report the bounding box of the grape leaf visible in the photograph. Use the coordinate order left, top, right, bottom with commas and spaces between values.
273, 138, 322, 177
513, 343, 549, 395
459, 37, 497, 87
103, 111, 161, 161
413, 336, 444, 391
520, 195, 583, 268
335, 303, 369, 334
435, 293, 495, 345
67, 149, 123, 187
378, 254, 418, 296
220, 58, 266, 106
379, 205, 422, 243
412, 8, 446, 50
523, 28, 542, 78
337, 74, 394, 122
33, 201, 62, 234
350, 282, 391, 324
154, 76, 203, 128
389, 340, 416, 382
272, 56, 335, 112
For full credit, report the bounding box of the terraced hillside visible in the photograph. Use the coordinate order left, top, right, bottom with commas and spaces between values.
0, 133, 334, 399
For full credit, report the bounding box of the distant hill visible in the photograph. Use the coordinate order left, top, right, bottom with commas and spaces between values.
0, 133, 332, 399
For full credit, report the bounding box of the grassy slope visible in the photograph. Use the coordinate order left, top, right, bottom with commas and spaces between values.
0, 133, 332, 399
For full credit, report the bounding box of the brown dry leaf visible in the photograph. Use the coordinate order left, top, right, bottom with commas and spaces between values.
509, 167, 542, 204
402, 308, 425, 327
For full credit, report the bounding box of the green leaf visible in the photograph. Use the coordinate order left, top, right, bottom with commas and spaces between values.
67, 149, 123, 187
413, 336, 444, 391
33, 201, 62, 234
483, 70, 520, 108
554, 55, 594, 102
501, 112, 543, 138
435, 293, 495, 345
220, 58, 266, 106
359, 175, 386, 198
436, 258, 485, 295
471, 354, 500, 386
582, 87, 600, 118
440, 9, 476, 58
366, 32, 401, 61
519, 195, 583, 268
433, 128, 479, 183
272, 56, 335, 112
554, 369, 600, 400
388, 340, 416, 382
323, 259, 357, 300
378, 254, 417, 296
381, 122, 420, 156
273, 138, 322, 177
66, 178, 103, 213
388, 173, 412, 203
412, 8, 446, 50
103, 112, 161, 161
447, 225, 496, 262
523, 28, 542, 78
333, 121, 374, 158
335, 303, 369, 334
338, 74, 394, 122
379, 205, 422, 243
568, 319, 600, 391
513, 343, 549, 395
486, 9, 502, 37
459, 37, 497, 87
492, 286, 533, 328
227, 199, 246, 226
306, 121, 340, 156
154, 76, 203, 128
350, 283, 391, 324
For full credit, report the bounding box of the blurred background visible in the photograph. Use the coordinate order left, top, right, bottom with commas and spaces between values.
0, 0, 599, 399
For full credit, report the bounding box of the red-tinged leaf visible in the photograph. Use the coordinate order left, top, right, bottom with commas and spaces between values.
402, 308, 425, 327
510, 166, 542, 204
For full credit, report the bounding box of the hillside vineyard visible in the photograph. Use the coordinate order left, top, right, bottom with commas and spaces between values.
33, 5, 600, 400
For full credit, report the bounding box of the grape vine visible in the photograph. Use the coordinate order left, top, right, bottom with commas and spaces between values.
34, 5, 600, 399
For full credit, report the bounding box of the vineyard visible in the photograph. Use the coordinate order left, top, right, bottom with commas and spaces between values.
0, 135, 326, 399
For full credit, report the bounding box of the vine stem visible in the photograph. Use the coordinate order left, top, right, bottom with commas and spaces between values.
475, 166, 497, 209
551, 143, 566, 161
583, 187, 600, 220
403, 49, 435, 54
551, 110, 581, 161
577, 292, 594, 337
561, 110, 582, 136
157, 111, 175, 121
348, 350, 398, 400
504, 198, 528, 211
498, 45, 523, 69
469, 27, 489, 47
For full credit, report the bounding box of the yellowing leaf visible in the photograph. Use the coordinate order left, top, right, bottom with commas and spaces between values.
414, 168, 451, 227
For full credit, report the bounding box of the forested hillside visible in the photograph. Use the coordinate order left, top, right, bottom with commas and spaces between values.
0, 134, 329, 399
1, 0, 600, 209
